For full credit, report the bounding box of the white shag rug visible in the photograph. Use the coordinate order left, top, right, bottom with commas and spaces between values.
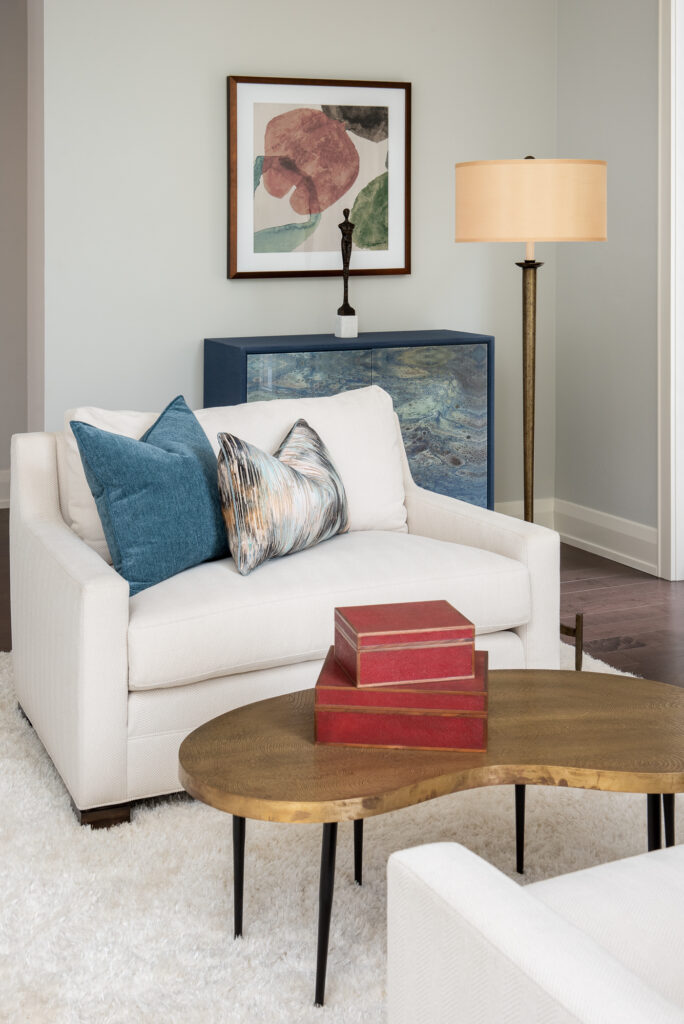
0, 647, 676, 1023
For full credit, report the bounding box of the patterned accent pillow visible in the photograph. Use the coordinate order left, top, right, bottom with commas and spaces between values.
217, 418, 349, 575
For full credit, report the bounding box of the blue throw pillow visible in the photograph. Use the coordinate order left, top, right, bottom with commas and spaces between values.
71, 395, 228, 595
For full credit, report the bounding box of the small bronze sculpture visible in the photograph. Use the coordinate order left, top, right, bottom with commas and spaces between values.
337, 208, 355, 316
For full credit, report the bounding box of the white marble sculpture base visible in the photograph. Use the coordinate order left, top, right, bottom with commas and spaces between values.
334, 314, 358, 339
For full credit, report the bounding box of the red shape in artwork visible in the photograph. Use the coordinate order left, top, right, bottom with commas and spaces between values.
262, 108, 359, 215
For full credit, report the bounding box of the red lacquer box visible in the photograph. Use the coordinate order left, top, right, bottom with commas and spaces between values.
315, 647, 488, 751
334, 600, 476, 688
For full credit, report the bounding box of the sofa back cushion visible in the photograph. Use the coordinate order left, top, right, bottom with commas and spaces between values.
61, 386, 408, 562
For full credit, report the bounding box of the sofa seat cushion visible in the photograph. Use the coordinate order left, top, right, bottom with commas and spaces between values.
529, 844, 684, 1010
127, 530, 530, 691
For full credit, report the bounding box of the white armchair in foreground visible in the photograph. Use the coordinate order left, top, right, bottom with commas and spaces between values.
388, 842, 684, 1024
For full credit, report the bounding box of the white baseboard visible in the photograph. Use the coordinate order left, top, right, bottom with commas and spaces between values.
0, 469, 9, 509
553, 498, 658, 576
494, 498, 555, 530
494, 496, 658, 576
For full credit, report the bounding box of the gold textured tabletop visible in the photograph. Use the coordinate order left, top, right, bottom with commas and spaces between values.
178, 669, 684, 823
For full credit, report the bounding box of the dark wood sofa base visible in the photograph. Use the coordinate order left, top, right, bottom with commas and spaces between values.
71, 799, 132, 829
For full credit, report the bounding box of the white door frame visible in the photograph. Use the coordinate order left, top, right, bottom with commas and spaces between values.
658, 0, 684, 580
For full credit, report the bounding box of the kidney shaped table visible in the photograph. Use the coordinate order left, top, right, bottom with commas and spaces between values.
178, 669, 684, 1006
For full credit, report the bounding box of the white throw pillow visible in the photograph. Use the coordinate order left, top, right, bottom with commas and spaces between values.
61, 407, 158, 562
61, 386, 408, 562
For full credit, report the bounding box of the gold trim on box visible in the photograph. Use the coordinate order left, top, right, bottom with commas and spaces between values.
334, 615, 474, 645
316, 705, 488, 719
314, 739, 488, 753
335, 623, 476, 687
316, 684, 488, 698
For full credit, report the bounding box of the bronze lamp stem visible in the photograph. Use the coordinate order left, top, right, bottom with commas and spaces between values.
516, 257, 543, 523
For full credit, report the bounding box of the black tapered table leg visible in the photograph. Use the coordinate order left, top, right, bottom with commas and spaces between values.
354, 819, 363, 886
233, 815, 246, 938
515, 784, 526, 874
647, 794, 662, 851
314, 822, 338, 1007
663, 794, 676, 848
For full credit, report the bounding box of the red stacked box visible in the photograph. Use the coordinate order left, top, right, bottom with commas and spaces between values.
315, 600, 488, 751
334, 600, 475, 687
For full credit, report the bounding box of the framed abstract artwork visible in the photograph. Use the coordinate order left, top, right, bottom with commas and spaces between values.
227, 76, 411, 278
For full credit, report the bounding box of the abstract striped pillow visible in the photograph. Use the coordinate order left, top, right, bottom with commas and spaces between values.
217, 418, 349, 575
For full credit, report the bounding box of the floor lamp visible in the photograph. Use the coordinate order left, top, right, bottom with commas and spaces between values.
454, 158, 607, 522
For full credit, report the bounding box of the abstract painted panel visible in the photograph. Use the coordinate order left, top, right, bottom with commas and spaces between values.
371, 345, 488, 506
244, 343, 488, 507
246, 349, 372, 403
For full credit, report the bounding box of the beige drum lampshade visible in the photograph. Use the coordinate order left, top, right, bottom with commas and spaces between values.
454, 159, 607, 242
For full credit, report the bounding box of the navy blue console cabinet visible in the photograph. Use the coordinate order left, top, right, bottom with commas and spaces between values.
204, 330, 494, 509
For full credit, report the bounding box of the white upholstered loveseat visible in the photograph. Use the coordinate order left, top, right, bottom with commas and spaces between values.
10, 386, 559, 821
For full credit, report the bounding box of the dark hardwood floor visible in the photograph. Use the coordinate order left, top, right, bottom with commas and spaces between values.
561, 545, 684, 686
1, 505, 682, 684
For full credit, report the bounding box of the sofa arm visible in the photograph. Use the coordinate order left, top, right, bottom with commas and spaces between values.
10, 432, 130, 810
387, 844, 684, 1024
405, 483, 560, 668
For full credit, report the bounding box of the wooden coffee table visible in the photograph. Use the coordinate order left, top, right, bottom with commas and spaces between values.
178, 669, 684, 1006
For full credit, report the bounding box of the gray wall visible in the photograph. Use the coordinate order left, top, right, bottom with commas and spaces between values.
23, 0, 662, 529
27, 0, 44, 434
556, 0, 659, 526
0, 0, 28, 502
34, 0, 559, 505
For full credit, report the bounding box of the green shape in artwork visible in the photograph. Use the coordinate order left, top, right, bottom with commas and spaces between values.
254, 213, 321, 253
253, 156, 264, 194
351, 172, 388, 250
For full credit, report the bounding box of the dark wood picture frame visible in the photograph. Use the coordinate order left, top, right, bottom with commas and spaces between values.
228, 75, 411, 279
